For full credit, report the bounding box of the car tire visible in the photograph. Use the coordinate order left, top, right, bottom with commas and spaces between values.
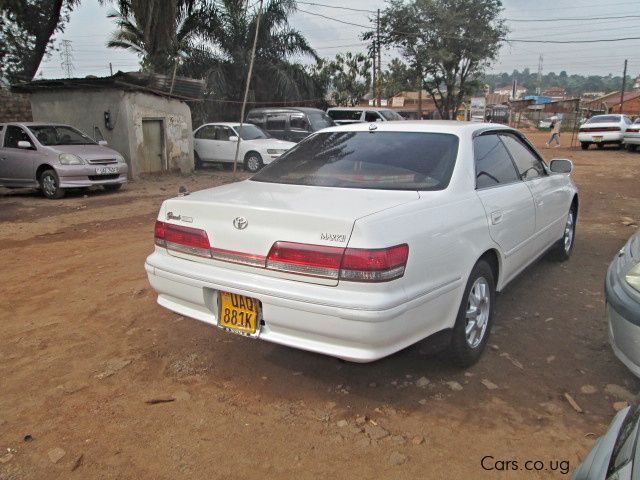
596, 143, 604, 150
103, 184, 122, 192
448, 260, 495, 368
617, 143, 624, 150
626, 144, 637, 152
580, 142, 589, 150
244, 152, 263, 173
194, 151, 203, 170
39, 169, 65, 199
549, 206, 576, 262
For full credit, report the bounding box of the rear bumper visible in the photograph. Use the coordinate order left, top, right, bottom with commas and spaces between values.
57, 164, 128, 188
623, 133, 640, 145
578, 132, 624, 143
145, 250, 461, 362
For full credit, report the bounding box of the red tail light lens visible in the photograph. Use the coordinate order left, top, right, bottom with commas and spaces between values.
266, 241, 409, 282
340, 244, 409, 282
155, 221, 212, 258
267, 242, 344, 279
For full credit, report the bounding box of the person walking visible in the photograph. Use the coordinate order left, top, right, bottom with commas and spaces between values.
546, 115, 561, 148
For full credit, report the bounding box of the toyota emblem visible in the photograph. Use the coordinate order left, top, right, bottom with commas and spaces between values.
233, 216, 248, 230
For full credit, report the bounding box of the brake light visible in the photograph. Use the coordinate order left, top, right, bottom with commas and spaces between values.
340, 244, 409, 282
266, 241, 409, 282
579, 126, 621, 133
154, 221, 212, 258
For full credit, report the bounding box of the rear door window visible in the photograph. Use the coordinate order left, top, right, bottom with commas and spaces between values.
289, 113, 310, 132
473, 134, 520, 189
365, 111, 382, 122
499, 133, 547, 180
252, 131, 459, 191
266, 114, 287, 131
195, 125, 217, 140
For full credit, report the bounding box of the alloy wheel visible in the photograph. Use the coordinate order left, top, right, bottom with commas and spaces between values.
42, 174, 57, 197
465, 277, 490, 348
564, 211, 575, 253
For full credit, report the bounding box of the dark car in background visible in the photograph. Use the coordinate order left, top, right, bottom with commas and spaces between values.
245, 107, 334, 142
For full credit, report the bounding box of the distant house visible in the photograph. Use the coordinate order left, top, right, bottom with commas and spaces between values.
542, 87, 566, 101
493, 84, 527, 100
584, 90, 640, 115
12, 71, 205, 177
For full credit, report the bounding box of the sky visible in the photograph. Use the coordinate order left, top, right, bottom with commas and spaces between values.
38, 0, 640, 81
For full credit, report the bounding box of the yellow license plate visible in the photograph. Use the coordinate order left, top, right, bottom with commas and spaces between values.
593, 136, 603, 142
217, 291, 260, 335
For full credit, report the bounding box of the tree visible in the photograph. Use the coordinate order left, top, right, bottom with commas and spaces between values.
379, 58, 417, 98
373, 0, 507, 119
315, 52, 372, 106
0, 0, 79, 84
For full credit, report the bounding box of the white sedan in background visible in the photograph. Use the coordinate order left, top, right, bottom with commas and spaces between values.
578, 114, 633, 150
193, 122, 295, 172
147, 121, 578, 366
623, 118, 640, 152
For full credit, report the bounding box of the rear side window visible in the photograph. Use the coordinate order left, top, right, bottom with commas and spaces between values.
328, 110, 362, 121
195, 125, 216, 139
252, 131, 459, 191
474, 134, 520, 189
289, 113, 310, 131
365, 111, 382, 122
499, 134, 546, 180
266, 114, 286, 131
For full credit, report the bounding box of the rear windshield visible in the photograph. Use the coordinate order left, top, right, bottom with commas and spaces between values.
308, 112, 335, 130
587, 115, 621, 124
379, 110, 403, 121
251, 131, 459, 191
328, 110, 362, 121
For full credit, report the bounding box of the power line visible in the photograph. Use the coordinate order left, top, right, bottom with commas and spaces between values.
506, 14, 640, 22
296, 1, 376, 13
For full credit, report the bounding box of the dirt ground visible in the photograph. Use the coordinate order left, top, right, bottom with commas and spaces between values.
1, 132, 639, 479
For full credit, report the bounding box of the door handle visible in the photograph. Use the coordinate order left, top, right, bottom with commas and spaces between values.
490, 210, 503, 225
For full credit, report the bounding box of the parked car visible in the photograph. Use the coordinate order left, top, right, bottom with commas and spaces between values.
245, 107, 334, 143
573, 397, 640, 479
623, 118, 640, 152
0, 122, 127, 199
193, 123, 295, 172
326, 107, 404, 125
606, 228, 640, 377
146, 121, 578, 365
578, 114, 633, 150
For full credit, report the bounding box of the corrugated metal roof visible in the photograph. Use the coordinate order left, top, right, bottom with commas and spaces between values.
11, 71, 205, 101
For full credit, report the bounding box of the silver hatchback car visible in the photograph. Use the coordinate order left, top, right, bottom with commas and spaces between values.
0, 122, 128, 199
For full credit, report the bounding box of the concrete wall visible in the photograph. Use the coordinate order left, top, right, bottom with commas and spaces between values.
125, 91, 193, 177
28, 88, 194, 178
0, 89, 33, 122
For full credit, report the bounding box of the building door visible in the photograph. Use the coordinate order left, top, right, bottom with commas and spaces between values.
141, 119, 164, 173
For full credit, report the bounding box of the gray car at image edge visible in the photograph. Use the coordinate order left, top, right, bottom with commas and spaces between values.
0, 122, 128, 199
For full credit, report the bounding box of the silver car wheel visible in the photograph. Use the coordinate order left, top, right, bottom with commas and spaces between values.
42, 174, 57, 197
465, 277, 490, 348
246, 155, 260, 172
564, 211, 575, 253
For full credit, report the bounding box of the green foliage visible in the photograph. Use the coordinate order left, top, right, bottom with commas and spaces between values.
0, 0, 79, 84
379, 58, 417, 98
372, 0, 507, 119
313, 52, 372, 106
481, 69, 634, 97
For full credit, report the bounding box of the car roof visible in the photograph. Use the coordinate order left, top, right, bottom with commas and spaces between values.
196, 122, 243, 128
246, 107, 325, 114
318, 120, 515, 136
0, 122, 71, 128
327, 107, 392, 111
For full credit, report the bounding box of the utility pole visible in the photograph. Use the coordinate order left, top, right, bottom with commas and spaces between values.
109, 62, 113, 76
376, 8, 381, 107
619, 59, 628, 114
60, 39, 74, 78
371, 42, 376, 106
536, 54, 543, 95
232, 0, 263, 175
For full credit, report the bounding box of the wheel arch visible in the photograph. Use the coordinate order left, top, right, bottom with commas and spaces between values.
243, 150, 262, 161
571, 194, 579, 218
477, 248, 501, 292
36, 164, 56, 181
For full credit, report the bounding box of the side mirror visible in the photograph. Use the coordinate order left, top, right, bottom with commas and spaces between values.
17, 140, 32, 149
98, 140, 108, 146
228, 135, 239, 142
550, 159, 573, 174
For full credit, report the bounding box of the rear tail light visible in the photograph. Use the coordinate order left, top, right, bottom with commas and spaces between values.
266, 242, 409, 282
580, 127, 621, 133
154, 225, 409, 282
154, 221, 212, 258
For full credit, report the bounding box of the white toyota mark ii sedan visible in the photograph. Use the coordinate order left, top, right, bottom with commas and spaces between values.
146, 121, 578, 366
